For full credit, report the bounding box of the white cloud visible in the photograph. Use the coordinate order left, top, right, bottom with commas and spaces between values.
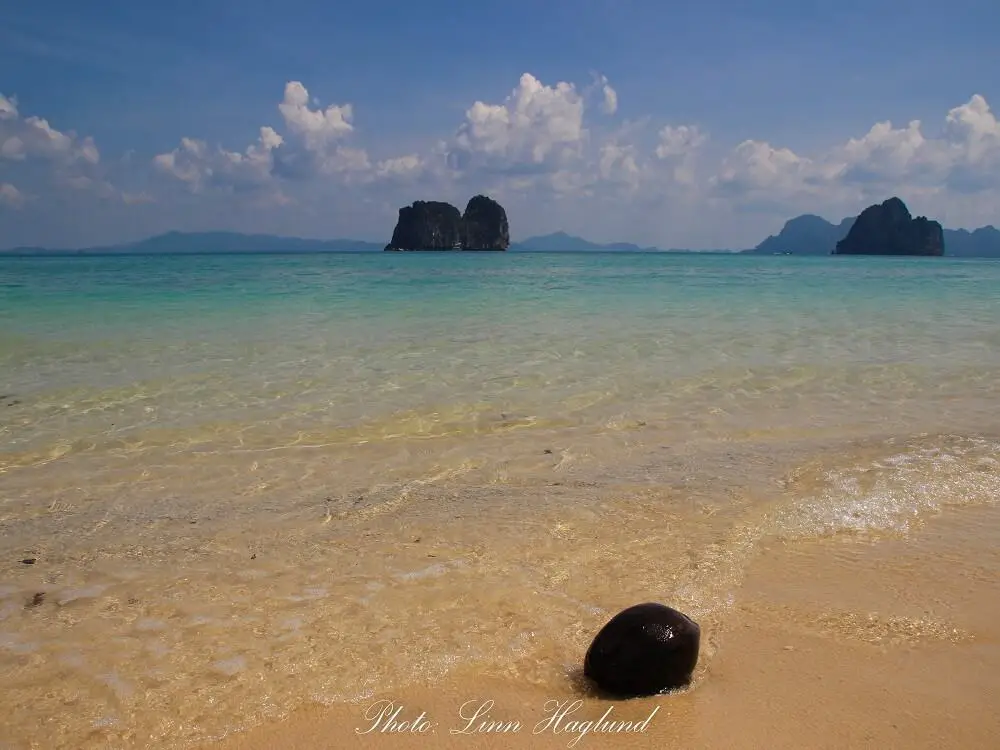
154, 127, 283, 191
0, 182, 26, 209
595, 75, 618, 115
448, 73, 587, 173
0, 94, 19, 120
715, 94, 1000, 203
155, 81, 370, 189
0, 92, 124, 210
328, 146, 371, 173
654, 124, 708, 185
945, 94, 1000, 152
274, 81, 369, 178
603, 86, 618, 115
0, 93, 99, 166
1, 137, 25, 160
841, 119, 926, 178
598, 140, 640, 189
936, 94, 1000, 192
582, 73, 619, 116
151, 73, 689, 205
278, 81, 354, 149
152, 137, 208, 186
655, 125, 707, 159
375, 153, 424, 179
717, 139, 819, 192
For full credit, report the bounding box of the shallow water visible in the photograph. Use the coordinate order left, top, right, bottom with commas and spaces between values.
1, 252, 998, 748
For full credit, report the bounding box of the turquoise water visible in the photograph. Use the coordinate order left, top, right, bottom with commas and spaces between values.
1, 252, 999, 749
4, 252, 998, 449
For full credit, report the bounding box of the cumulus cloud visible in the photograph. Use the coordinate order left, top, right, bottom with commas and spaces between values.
153, 127, 282, 191
937, 94, 1000, 192
598, 140, 641, 189
945, 95, 1000, 152
0, 92, 99, 166
713, 94, 1000, 206
602, 85, 618, 115
655, 125, 707, 159
592, 74, 618, 115
716, 140, 825, 194
654, 124, 708, 185
840, 119, 927, 181
375, 153, 424, 179
0, 94, 18, 120
272, 81, 371, 178
0, 182, 26, 209
155, 81, 371, 190
150, 72, 697, 205
0, 91, 130, 211
278, 81, 354, 149
448, 73, 587, 174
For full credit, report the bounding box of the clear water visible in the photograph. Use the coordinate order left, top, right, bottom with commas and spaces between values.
1, 252, 999, 748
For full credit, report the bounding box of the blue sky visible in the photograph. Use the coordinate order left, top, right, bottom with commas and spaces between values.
1, 0, 998, 249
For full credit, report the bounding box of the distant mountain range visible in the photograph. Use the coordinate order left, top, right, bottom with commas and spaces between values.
0, 229, 717, 255
509, 231, 732, 253
3, 221, 1000, 256
2, 231, 386, 254
510, 231, 665, 252
743, 215, 1000, 257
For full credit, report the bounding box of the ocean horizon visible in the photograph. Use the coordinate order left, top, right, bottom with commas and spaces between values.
2, 250, 999, 748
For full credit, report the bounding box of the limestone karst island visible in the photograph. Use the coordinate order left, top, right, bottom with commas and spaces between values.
384, 195, 510, 251
832, 197, 945, 256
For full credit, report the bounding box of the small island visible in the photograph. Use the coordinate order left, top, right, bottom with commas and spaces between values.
384, 195, 510, 251
833, 197, 944, 256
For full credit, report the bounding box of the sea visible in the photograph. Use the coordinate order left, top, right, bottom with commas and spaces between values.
1, 251, 999, 749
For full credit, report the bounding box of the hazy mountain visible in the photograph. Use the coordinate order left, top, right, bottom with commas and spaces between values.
945, 225, 1000, 257
748, 214, 856, 255
745, 215, 1000, 257
126, 231, 384, 253
2, 231, 383, 254
510, 231, 663, 252
4, 230, 662, 254
510, 232, 735, 252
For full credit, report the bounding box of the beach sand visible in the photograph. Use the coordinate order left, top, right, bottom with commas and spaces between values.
208, 503, 1000, 750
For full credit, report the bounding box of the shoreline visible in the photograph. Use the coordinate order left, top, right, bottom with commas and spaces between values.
204, 503, 1000, 750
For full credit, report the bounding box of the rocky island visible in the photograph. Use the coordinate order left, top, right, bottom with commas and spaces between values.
384, 195, 510, 251
833, 197, 944, 256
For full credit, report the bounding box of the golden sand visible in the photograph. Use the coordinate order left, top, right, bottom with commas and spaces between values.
208, 503, 1000, 750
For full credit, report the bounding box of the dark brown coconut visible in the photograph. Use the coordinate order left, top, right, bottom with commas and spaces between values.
584, 602, 700, 697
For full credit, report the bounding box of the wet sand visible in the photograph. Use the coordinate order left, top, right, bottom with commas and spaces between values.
208, 503, 1000, 750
